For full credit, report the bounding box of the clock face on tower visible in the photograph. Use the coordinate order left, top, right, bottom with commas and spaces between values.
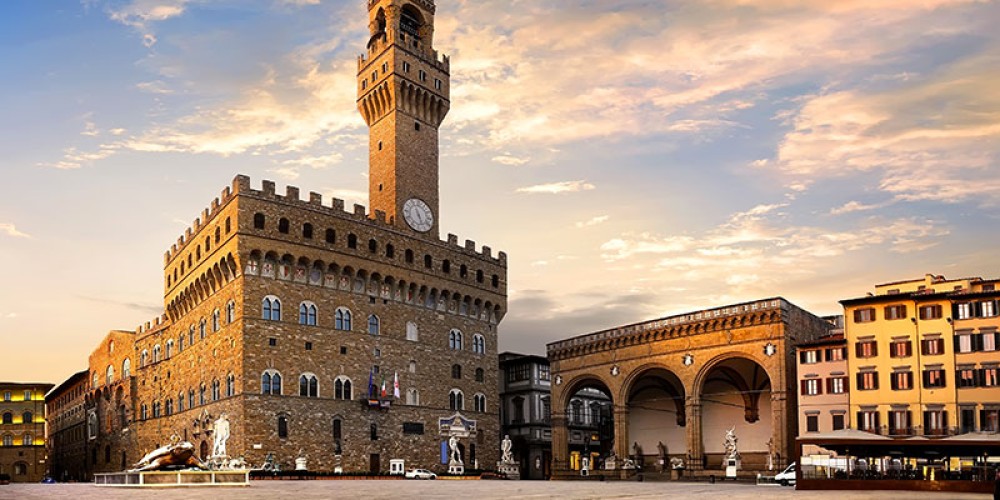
403, 198, 434, 232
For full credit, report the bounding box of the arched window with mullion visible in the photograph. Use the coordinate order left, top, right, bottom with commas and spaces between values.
335, 307, 352, 331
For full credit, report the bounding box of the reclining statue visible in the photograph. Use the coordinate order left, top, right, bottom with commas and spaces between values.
131, 436, 210, 472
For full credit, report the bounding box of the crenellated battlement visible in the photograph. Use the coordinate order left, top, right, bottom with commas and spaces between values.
358, 30, 449, 74
164, 181, 236, 265
164, 175, 505, 267
134, 314, 169, 336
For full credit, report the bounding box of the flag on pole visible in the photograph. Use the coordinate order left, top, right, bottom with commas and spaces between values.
367, 367, 374, 398
380, 374, 387, 398
393, 371, 400, 399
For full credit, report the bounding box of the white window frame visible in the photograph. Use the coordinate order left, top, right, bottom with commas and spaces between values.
299, 301, 318, 326
334, 376, 353, 400
261, 369, 282, 395
335, 307, 352, 331
263, 295, 282, 321
299, 372, 319, 398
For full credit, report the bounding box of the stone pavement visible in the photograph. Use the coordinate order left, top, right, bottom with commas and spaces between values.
0, 480, 991, 500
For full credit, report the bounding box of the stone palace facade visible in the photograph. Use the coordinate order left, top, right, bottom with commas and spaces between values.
53, 0, 507, 477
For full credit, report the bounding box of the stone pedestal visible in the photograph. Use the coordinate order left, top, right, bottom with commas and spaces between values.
295, 457, 308, 471
497, 461, 520, 480
725, 458, 740, 479
448, 463, 464, 475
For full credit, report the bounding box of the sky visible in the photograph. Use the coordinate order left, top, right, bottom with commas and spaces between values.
1, 0, 999, 385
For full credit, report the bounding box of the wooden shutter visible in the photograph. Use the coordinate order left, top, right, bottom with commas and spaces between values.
800, 380, 808, 395
857, 411, 864, 430
856, 343, 864, 358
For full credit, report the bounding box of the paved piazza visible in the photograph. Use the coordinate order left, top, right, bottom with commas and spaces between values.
1, 481, 990, 500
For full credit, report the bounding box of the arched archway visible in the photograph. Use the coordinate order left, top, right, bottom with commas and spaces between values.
624, 367, 687, 465
560, 376, 614, 471
697, 356, 773, 470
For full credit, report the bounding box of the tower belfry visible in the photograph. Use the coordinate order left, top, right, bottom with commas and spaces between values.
358, 0, 450, 238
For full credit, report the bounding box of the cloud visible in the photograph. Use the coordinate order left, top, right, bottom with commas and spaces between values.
78, 295, 163, 315
136, 80, 174, 94
501, 289, 666, 354
515, 180, 595, 195
601, 233, 694, 261
770, 50, 1000, 205
433, 0, 990, 157
601, 205, 950, 295
830, 200, 890, 215
39, 144, 121, 169
81, 121, 99, 137
576, 215, 610, 228
322, 188, 367, 208
0, 223, 31, 239
282, 153, 343, 169
491, 154, 530, 166
108, 0, 190, 28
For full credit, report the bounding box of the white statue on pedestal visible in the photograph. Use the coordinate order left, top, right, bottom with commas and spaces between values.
449, 435, 462, 464
295, 449, 308, 471
212, 413, 230, 459
501, 434, 513, 464
723, 427, 739, 459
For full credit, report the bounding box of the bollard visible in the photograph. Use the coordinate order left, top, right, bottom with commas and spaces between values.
710, 474, 716, 484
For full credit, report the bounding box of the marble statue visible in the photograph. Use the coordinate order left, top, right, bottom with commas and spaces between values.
501, 434, 513, 464
670, 457, 685, 470
448, 435, 462, 464
131, 435, 209, 472
212, 413, 230, 458
227, 456, 247, 469
723, 427, 739, 459
295, 449, 308, 471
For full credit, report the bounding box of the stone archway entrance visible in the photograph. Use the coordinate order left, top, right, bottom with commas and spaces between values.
626, 368, 687, 469
698, 357, 772, 471
561, 378, 614, 472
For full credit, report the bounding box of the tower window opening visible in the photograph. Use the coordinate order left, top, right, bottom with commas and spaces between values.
403, 61, 410, 73
414, 122, 421, 131
435, 79, 442, 90
382, 62, 388, 73
400, 8, 421, 39
371, 71, 377, 82
378, 141, 382, 151
418, 70, 427, 82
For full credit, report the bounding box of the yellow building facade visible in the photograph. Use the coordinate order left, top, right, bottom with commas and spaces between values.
843, 274, 1000, 436
0, 382, 54, 482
